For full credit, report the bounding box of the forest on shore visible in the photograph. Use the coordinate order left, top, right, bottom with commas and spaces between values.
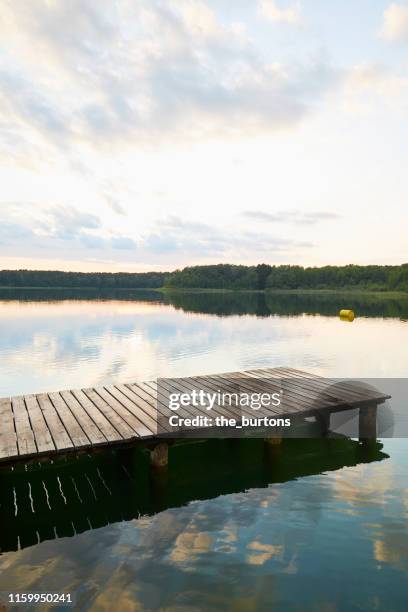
0, 264, 407, 292
165, 264, 408, 291
0, 270, 170, 289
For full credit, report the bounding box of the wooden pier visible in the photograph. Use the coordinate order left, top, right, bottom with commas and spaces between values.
0, 367, 390, 464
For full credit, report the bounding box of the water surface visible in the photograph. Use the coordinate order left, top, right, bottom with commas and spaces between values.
0, 289, 407, 611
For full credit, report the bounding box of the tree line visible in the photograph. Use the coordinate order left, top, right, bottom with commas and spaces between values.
165, 263, 408, 291
0, 270, 170, 288
0, 264, 407, 291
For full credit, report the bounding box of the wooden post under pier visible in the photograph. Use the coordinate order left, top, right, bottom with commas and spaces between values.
150, 442, 169, 469
359, 404, 377, 443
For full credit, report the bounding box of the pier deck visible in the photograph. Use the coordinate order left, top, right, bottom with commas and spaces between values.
0, 367, 390, 464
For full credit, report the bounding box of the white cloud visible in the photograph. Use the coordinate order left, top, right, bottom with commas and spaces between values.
0, 203, 138, 257
243, 210, 340, 225
0, 206, 313, 265
140, 216, 312, 261
340, 63, 408, 114
258, 0, 301, 25
381, 3, 408, 42
0, 0, 332, 157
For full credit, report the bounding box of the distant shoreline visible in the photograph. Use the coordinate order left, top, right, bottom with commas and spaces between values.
161, 287, 408, 298
0, 286, 407, 298
0, 286, 157, 291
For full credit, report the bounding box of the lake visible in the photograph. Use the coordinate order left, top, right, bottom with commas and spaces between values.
0, 289, 407, 611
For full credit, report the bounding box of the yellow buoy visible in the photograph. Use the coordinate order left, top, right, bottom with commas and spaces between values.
339, 309, 355, 322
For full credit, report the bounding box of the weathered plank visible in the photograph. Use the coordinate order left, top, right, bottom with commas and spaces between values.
96, 386, 154, 437
261, 368, 387, 405
70, 389, 122, 443
24, 395, 55, 454
0, 398, 18, 459
81, 388, 137, 440
115, 384, 159, 430
37, 393, 73, 451
211, 371, 310, 415
60, 390, 107, 446
11, 396, 37, 456
48, 392, 91, 448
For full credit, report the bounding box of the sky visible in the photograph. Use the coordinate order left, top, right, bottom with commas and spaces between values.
0, 0, 407, 272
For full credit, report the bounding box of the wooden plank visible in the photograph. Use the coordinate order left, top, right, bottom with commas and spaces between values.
71, 389, 122, 443
115, 384, 160, 426
163, 376, 252, 421
24, 395, 55, 454
236, 370, 339, 411
260, 368, 365, 405
82, 388, 137, 440
191, 375, 284, 419
126, 383, 163, 414
277, 367, 389, 402
60, 390, 107, 446
137, 381, 188, 416
37, 393, 73, 451
48, 392, 91, 448
11, 396, 37, 456
235, 369, 353, 411
210, 371, 310, 415
132, 381, 200, 422
260, 368, 389, 405
0, 397, 18, 460
145, 380, 211, 422
96, 386, 155, 437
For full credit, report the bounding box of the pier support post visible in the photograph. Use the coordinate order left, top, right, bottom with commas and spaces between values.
263, 436, 283, 477
150, 442, 168, 469
265, 437, 282, 446
317, 411, 331, 437
359, 404, 377, 443
264, 436, 282, 460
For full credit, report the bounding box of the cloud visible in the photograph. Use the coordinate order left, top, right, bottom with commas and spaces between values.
0, 0, 336, 155
0, 202, 138, 256
0, 204, 313, 265
0, 222, 33, 245
381, 3, 408, 42
258, 0, 301, 25
340, 63, 408, 114
111, 236, 137, 250
105, 197, 127, 216
140, 215, 312, 259
243, 210, 340, 225
0, 62, 68, 138
45, 206, 101, 239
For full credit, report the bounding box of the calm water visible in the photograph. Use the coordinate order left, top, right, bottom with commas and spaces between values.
0, 289, 408, 611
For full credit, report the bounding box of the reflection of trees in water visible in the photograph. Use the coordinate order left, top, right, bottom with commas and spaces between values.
1, 288, 408, 319
0, 438, 388, 554
0, 288, 164, 303
165, 291, 408, 320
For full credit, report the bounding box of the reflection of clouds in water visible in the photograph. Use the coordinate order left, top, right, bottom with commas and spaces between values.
330, 461, 396, 510
1, 297, 408, 396
170, 532, 213, 564
327, 452, 408, 575
0, 470, 407, 610
0, 300, 311, 396
374, 532, 408, 573
246, 541, 283, 566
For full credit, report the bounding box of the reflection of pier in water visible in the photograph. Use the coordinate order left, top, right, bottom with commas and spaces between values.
0, 437, 389, 554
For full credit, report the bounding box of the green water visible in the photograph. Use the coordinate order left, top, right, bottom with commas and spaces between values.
0, 289, 407, 611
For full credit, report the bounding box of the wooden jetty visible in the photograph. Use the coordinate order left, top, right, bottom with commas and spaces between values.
0, 367, 390, 465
